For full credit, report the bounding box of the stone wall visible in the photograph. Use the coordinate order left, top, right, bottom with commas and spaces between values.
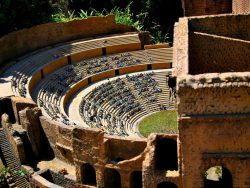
188, 14, 250, 41
0, 15, 136, 68
179, 116, 250, 188
173, 14, 250, 77
178, 73, 250, 115
32, 169, 81, 188
175, 13, 250, 188
105, 136, 146, 162
233, 0, 250, 13
11, 97, 37, 124
189, 32, 250, 74
1, 114, 26, 163
39, 116, 73, 164
19, 107, 43, 158
182, 0, 232, 16
172, 18, 189, 77
143, 134, 181, 188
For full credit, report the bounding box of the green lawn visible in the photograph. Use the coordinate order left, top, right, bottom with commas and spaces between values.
139, 110, 178, 138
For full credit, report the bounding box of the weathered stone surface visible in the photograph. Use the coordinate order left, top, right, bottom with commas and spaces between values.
0, 15, 136, 67
11, 96, 36, 124
179, 116, 250, 188
143, 134, 181, 188
19, 107, 42, 158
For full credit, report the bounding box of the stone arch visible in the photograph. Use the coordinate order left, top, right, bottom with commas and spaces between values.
155, 138, 178, 171
157, 181, 178, 188
104, 168, 121, 188
81, 163, 97, 186
130, 171, 142, 188
204, 166, 233, 188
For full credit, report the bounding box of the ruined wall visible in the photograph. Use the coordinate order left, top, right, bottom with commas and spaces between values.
178, 74, 250, 115
39, 116, 73, 164
105, 135, 146, 162
143, 134, 181, 188
233, 0, 250, 14
189, 32, 250, 74
182, 0, 232, 16
173, 18, 189, 77
188, 14, 250, 41
0, 15, 136, 68
11, 97, 37, 124
179, 116, 250, 188
1, 114, 26, 163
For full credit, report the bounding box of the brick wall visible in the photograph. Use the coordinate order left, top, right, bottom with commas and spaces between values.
189, 32, 250, 74
179, 116, 250, 188
233, 0, 250, 13
188, 14, 250, 41
173, 18, 189, 77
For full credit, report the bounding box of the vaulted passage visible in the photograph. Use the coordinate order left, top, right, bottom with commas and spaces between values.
157, 181, 178, 188
0, 98, 15, 123
104, 168, 121, 188
130, 171, 142, 188
204, 166, 233, 188
81, 163, 97, 186
155, 138, 178, 170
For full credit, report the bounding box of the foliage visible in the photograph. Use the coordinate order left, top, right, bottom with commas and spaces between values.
51, 10, 76, 22
0, 0, 178, 44
139, 110, 178, 138
0, 166, 9, 183
109, 3, 144, 31
0, 163, 27, 185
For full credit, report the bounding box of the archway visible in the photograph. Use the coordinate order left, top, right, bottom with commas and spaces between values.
104, 168, 121, 188
130, 171, 142, 188
204, 166, 233, 188
155, 138, 178, 170
157, 181, 178, 188
81, 163, 96, 186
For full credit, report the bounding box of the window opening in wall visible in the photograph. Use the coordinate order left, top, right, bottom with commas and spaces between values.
155, 138, 178, 170
157, 181, 178, 188
104, 168, 121, 188
204, 166, 232, 188
130, 171, 142, 188
81, 163, 97, 186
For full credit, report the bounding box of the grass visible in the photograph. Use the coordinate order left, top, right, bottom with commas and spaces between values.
139, 110, 178, 138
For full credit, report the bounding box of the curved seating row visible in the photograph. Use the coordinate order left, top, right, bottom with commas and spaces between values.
32, 48, 172, 126
78, 70, 175, 137
2, 32, 174, 137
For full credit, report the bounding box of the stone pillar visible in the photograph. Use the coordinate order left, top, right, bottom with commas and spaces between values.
19, 107, 42, 158
120, 170, 131, 188
11, 96, 36, 124
95, 165, 105, 188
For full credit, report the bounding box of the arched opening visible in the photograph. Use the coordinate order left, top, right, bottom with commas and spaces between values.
204, 166, 233, 188
81, 163, 97, 186
155, 138, 178, 171
130, 171, 142, 188
113, 157, 125, 163
157, 181, 178, 188
104, 168, 121, 188
0, 98, 15, 123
